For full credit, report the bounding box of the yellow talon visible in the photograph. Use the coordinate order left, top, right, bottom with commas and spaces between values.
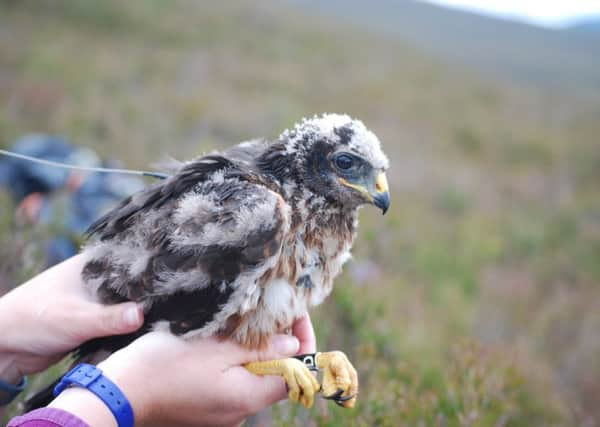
245, 358, 320, 408
316, 351, 359, 408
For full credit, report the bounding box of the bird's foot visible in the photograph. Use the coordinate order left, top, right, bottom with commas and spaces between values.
245, 358, 320, 408
315, 351, 358, 408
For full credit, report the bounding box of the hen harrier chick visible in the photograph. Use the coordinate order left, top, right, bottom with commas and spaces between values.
31, 113, 390, 410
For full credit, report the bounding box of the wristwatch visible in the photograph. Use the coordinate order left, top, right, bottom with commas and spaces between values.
54, 363, 134, 427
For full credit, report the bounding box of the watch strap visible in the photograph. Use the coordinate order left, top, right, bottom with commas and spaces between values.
54, 363, 134, 427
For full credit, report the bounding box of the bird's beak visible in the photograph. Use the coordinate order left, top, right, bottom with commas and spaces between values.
339, 171, 391, 214
372, 172, 390, 215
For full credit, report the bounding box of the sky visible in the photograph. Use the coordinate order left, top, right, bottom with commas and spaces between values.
424, 0, 600, 27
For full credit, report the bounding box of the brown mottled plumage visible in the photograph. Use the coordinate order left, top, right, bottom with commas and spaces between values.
26, 113, 390, 410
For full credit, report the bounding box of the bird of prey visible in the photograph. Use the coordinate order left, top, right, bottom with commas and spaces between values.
28, 113, 390, 410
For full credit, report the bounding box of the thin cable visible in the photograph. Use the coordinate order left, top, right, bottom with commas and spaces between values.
0, 148, 169, 179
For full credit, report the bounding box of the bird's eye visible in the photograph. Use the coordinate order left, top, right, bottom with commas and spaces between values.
335, 154, 354, 170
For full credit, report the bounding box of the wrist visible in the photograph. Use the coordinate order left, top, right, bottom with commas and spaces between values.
97, 359, 153, 426
0, 353, 27, 406
52, 363, 136, 427
50, 387, 117, 427
0, 353, 22, 386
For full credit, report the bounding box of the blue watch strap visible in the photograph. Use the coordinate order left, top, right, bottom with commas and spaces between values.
54, 363, 134, 427
0, 376, 27, 405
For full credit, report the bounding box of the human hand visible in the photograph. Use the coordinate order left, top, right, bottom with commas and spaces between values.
15, 192, 44, 224
292, 312, 317, 355
51, 315, 316, 427
0, 254, 143, 382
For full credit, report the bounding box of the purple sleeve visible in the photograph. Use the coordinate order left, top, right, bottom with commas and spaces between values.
7, 408, 90, 427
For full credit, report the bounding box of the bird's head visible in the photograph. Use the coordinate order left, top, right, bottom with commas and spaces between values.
279, 113, 390, 214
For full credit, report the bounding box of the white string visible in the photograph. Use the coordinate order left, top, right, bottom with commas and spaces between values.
0, 148, 169, 179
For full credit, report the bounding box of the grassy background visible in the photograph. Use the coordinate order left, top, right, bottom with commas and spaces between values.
1, 1, 599, 425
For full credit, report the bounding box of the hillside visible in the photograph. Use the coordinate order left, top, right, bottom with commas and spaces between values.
289, 0, 600, 94
568, 15, 600, 33
1, 0, 600, 425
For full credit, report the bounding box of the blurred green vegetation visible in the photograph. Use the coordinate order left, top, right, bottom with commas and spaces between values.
1, 0, 599, 425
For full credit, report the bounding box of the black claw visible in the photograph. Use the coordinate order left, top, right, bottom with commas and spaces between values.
322, 388, 356, 406
336, 394, 355, 402
322, 388, 344, 401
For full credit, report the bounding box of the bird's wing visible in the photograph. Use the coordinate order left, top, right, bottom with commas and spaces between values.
82, 156, 290, 338
28, 155, 290, 411
86, 154, 236, 240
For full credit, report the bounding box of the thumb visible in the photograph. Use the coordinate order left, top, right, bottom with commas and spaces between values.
226, 334, 300, 365
260, 335, 300, 360
83, 302, 144, 338
236, 335, 302, 411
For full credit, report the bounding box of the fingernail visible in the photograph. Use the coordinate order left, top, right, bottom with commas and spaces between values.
272, 335, 300, 356
123, 304, 142, 328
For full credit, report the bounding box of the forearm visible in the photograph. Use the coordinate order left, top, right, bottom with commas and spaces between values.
47, 358, 148, 427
